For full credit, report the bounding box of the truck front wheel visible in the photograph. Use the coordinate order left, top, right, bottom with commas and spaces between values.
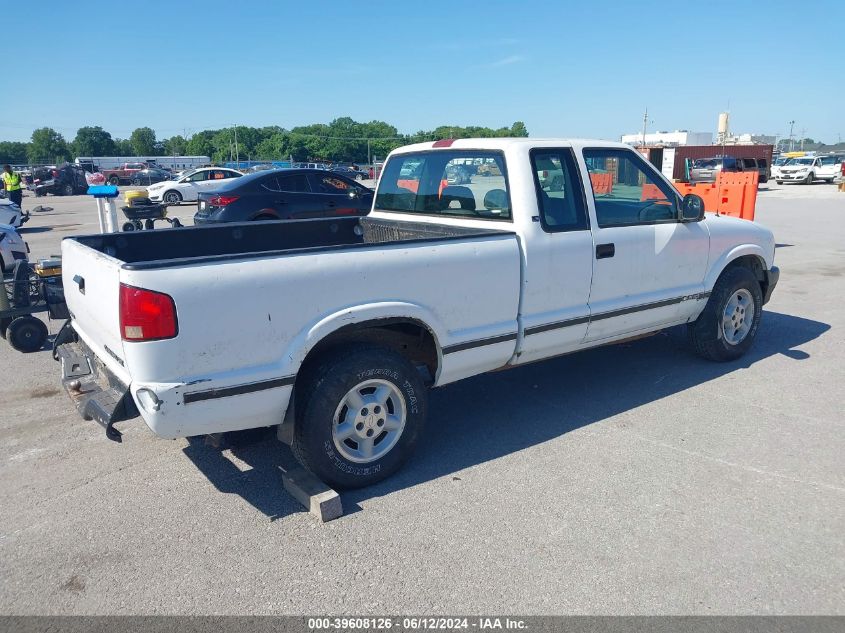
688, 266, 763, 362
292, 344, 428, 489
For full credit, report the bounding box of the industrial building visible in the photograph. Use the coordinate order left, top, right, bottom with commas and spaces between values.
620, 130, 712, 146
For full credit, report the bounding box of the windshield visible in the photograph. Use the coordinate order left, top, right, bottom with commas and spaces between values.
793, 158, 815, 166
375, 150, 510, 220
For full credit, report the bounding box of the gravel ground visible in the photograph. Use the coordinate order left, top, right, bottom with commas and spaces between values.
0, 182, 843, 615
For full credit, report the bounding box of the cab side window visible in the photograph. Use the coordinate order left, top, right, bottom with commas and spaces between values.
583, 148, 678, 228
530, 149, 588, 232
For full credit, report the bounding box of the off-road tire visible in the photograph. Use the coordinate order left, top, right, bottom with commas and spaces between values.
688, 266, 763, 362
292, 344, 427, 489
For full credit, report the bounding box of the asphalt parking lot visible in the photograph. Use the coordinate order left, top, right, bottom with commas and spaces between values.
1, 182, 843, 615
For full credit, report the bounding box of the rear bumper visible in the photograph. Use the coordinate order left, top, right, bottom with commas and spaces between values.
763, 266, 779, 305
55, 325, 139, 441
192, 213, 216, 225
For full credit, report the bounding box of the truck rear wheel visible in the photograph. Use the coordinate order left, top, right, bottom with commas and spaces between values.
688, 266, 763, 362
292, 344, 427, 489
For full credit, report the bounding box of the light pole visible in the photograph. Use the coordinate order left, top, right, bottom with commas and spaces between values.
788, 120, 795, 151
641, 107, 648, 146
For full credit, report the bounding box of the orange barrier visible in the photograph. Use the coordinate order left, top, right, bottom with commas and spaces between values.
673, 181, 720, 212
397, 178, 449, 196
590, 172, 613, 195
640, 183, 664, 201
672, 175, 757, 220
715, 171, 758, 220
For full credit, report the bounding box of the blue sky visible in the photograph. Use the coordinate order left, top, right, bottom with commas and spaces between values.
3, 0, 841, 144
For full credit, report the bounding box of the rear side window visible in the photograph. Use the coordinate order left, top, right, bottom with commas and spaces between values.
309, 174, 354, 193
530, 149, 588, 232
375, 150, 510, 220
269, 174, 310, 192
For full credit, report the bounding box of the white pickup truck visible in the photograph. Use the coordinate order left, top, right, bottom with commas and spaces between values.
55, 139, 779, 489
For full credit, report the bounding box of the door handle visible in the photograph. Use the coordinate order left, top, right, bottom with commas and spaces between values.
73, 274, 85, 294
326, 201, 337, 207
595, 243, 615, 259
273, 200, 287, 205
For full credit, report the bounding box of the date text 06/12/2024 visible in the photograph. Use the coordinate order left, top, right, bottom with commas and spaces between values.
307, 617, 527, 630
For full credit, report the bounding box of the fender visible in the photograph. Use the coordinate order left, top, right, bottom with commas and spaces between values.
278, 301, 447, 382
704, 243, 769, 291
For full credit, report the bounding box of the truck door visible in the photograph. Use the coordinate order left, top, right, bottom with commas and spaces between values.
513, 148, 594, 365
580, 147, 709, 343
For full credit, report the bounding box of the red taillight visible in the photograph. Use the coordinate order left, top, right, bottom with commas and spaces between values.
208, 195, 239, 206
119, 283, 178, 341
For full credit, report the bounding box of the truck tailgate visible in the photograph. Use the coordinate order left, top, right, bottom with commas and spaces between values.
61, 238, 129, 384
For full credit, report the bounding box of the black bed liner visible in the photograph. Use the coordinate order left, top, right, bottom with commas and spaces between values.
67, 216, 514, 271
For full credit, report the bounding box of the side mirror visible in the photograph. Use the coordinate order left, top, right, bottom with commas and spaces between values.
681, 194, 705, 222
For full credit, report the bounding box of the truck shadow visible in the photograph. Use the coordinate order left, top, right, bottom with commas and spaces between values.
182, 310, 829, 520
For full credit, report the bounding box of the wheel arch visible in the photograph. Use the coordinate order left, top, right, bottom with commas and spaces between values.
284, 304, 446, 397
705, 246, 769, 299
251, 209, 280, 220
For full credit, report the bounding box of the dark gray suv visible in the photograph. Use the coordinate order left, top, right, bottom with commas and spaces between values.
689, 157, 741, 184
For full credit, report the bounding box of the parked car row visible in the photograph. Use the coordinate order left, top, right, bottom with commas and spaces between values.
772, 154, 844, 184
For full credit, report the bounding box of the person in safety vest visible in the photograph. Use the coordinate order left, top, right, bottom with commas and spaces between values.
1, 165, 23, 208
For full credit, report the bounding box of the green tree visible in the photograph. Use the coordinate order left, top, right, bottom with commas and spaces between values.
186, 131, 215, 158
28, 127, 69, 163
0, 141, 29, 164
510, 121, 529, 137
72, 126, 116, 157
254, 132, 290, 159
162, 135, 187, 156
114, 138, 134, 155
130, 127, 156, 155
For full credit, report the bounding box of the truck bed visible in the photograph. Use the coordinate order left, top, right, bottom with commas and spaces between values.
69, 216, 512, 269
